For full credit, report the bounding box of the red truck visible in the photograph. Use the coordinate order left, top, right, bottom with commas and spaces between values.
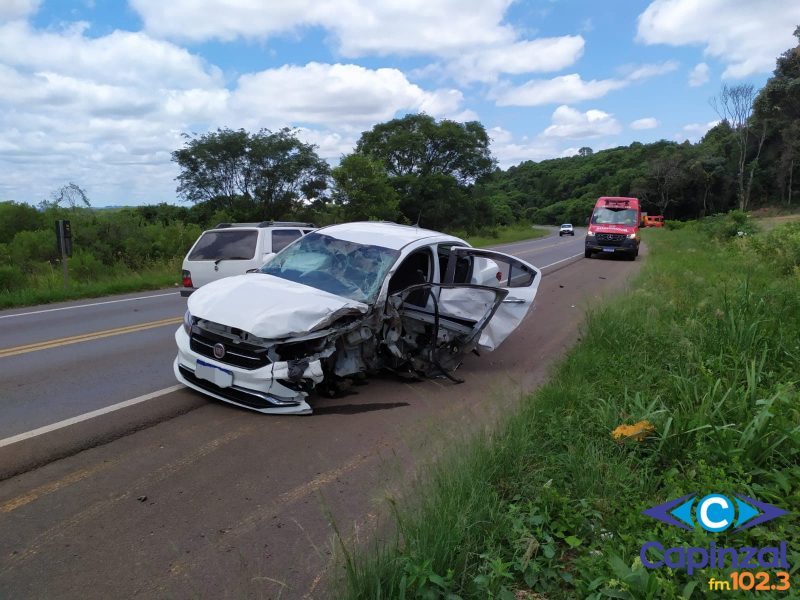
585, 196, 640, 260
644, 215, 665, 228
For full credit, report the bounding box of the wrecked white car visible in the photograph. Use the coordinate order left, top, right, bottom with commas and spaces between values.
173, 222, 541, 414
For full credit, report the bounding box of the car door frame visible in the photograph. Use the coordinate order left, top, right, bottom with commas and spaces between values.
441, 246, 541, 351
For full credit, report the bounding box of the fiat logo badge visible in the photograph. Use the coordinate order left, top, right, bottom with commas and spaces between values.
213, 343, 226, 359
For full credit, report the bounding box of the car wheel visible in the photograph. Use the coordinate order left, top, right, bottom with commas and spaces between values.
585, 249, 592, 258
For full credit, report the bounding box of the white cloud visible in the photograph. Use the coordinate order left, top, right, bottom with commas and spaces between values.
630, 117, 659, 130
637, 0, 800, 78
676, 120, 720, 141
623, 60, 678, 80
131, 1, 585, 84
0, 21, 220, 89
688, 62, 710, 87
488, 127, 564, 167
494, 61, 673, 107
543, 105, 621, 139
0, 20, 476, 205
495, 74, 626, 107
447, 35, 585, 83
0, 0, 39, 21
229, 63, 468, 129
130, 0, 517, 56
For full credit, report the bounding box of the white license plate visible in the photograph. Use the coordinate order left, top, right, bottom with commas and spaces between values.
195, 359, 233, 388
602, 248, 615, 253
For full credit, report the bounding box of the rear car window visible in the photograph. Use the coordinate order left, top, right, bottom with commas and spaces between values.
188, 230, 258, 261
271, 229, 302, 253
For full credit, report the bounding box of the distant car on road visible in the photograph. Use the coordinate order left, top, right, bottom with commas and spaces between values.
174, 222, 541, 414
180, 222, 316, 296
559, 224, 574, 236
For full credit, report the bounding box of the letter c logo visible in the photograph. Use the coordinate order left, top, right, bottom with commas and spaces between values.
698, 494, 734, 532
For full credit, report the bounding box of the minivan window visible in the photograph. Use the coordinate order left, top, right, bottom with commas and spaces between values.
271, 229, 302, 253
188, 230, 258, 260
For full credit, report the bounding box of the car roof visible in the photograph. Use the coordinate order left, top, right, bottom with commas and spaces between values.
316, 221, 461, 250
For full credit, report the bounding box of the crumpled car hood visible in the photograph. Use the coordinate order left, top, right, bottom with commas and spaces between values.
187, 274, 369, 339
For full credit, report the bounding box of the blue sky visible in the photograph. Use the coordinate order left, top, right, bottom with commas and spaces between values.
1, 0, 798, 206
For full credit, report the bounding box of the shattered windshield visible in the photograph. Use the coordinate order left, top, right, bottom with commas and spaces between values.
591, 207, 638, 226
259, 232, 400, 303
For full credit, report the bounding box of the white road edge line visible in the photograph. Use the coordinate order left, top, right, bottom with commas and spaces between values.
0, 292, 179, 320
541, 252, 584, 270
0, 385, 184, 448
0, 251, 585, 448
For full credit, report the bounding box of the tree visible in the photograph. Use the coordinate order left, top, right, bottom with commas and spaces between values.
754, 26, 800, 205
356, 114, 495, 185
349, 114, 496, 230
172, 128, 330, 219
710, 84, 763, 210
43, 183, 91, 210
332, 155, 400, 221
578, 146, 594, 157
0, 201, 43, 243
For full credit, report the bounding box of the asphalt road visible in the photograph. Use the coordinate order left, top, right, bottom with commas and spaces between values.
0, 227, 639, 599
0, 228, 585, 440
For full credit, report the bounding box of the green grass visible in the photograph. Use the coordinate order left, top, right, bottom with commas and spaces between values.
463, 224, 550, 248
0, 260, 179, 309
338, 220, 800, 599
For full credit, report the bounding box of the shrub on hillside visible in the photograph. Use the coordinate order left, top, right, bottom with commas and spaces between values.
0, 265, 25, 291
747, 221, 800, 275
70, 250, 108, 282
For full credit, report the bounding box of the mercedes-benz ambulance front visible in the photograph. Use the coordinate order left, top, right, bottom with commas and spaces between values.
585, 196, 641, 260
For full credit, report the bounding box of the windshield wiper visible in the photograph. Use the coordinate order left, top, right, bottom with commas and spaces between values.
214, 256, 251, 265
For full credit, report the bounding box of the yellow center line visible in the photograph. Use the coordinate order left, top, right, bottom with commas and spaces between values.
0, 460, 117, 514
0, 316, 182, 358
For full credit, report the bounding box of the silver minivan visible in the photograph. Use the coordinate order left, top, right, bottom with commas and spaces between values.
180, 221, 315, 296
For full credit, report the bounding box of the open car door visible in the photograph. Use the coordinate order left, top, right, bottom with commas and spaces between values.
386, 282, 508, 377
443, 247, 541, 352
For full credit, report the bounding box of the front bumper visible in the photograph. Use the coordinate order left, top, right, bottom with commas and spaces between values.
173, 327, 321, 415
585, 237, 638, 255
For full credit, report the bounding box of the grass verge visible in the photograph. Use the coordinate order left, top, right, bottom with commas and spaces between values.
0, 260, 179, 309
338, 218, 800, 599
463, 224, 550, 248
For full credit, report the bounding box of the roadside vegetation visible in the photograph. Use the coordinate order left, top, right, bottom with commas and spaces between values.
338, 214, 800, 599
0, 198, 548, 308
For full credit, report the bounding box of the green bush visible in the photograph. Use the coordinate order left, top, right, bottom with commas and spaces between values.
698, 210, 758, 240
70, 250, 109, 282
0, 265, 25, 291
748, 221, 800, 275
10, 229, 59, 268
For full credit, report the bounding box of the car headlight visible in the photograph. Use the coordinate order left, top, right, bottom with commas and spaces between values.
627, 233, 637, 239
586, 231, 595, 237
183, 309, 193, 335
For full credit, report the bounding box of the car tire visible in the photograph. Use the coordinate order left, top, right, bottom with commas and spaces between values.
585, 249, 592, 258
